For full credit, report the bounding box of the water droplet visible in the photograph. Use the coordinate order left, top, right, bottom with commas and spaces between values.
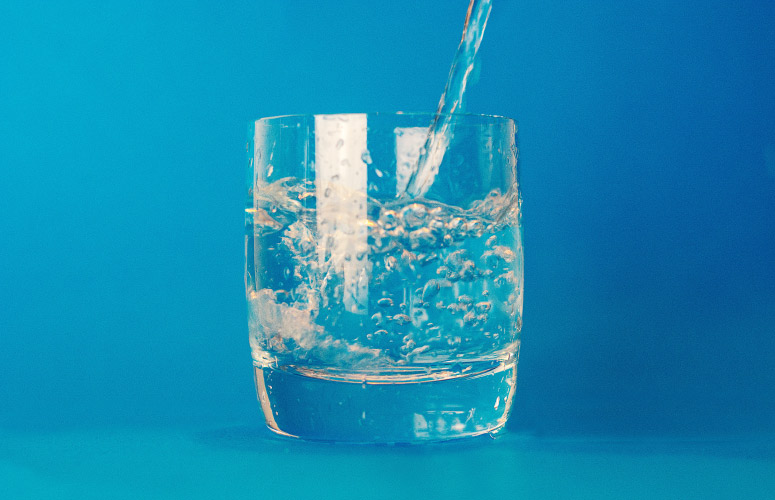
374, 168, 384, 178
377, 297, 394, 307
336, 138, 344, 149
324, 187, 332, 197
361, 149, 373, 164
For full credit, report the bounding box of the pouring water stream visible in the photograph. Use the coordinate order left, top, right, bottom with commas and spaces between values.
402, 0, 493, 199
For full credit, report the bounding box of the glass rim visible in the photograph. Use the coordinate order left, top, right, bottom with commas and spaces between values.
254, 111, 516, 126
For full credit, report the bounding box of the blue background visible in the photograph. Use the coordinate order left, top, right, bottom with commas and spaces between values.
2, 0, 774, 445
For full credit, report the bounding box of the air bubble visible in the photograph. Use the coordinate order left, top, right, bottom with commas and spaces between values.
361, 150, 373, 164
419, 252, 439, 266
475, 301, 492, 313
384, 255, 398, 272
379, 210, 398, 230
421, 280, 441, 302
377, 297, 394, 307
466, 219, 484, 237
459, 261, 477, 281
447, 217, 467, 240
336, 138, 344, 149
393, 314, 411, 325
458, 295, 474, 306
398, 250, 417, 278
408, 227, 436, 250
400, 203, 428, 230
482, 251, 500, 270
494, 246, 517, 263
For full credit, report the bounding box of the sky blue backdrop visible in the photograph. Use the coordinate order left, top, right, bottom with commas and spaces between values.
1, 0, 773, 437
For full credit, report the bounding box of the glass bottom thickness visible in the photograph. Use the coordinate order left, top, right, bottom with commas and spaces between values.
253, 360, 518, 444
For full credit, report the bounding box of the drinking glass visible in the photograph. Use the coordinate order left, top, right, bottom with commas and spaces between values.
246, 112, 522, 442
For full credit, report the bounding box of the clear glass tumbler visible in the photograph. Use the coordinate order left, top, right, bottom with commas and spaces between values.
246, 113, 522, 443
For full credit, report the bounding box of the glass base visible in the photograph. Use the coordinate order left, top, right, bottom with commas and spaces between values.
253, 360, 518, 443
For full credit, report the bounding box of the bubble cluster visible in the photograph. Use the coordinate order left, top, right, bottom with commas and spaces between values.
247, 176, 522, 368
